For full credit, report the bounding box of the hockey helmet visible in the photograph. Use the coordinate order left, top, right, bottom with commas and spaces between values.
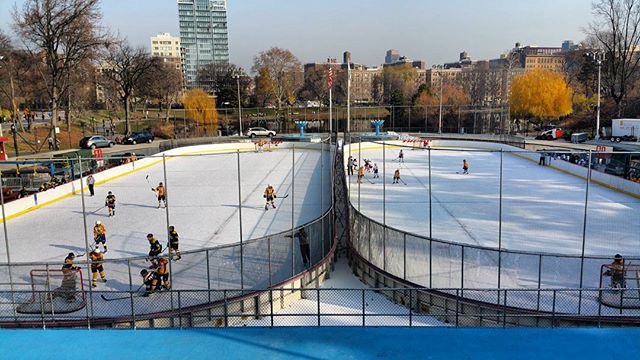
68, 252, 75, 259
159, 182, 163, 185
140, 269, 148, 276
96, 220, 101, 225
168, 225, 175, 231
615, 254, 623, 260
268, 184, 273, 188
147, 233, 154, 239
108, 191, 112, 195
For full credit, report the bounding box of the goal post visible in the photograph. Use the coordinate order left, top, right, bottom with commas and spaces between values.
16, 268, 86, 314
598, 263, 640, 309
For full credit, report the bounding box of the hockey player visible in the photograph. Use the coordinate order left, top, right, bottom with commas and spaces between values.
168, 225, 181, 260
603, 254, 626, 288
286, 228, 310, 267
140, 269, 159, 296
62, 253, 80, 271
373, 164, 379, 178
153, 182, 167, 208
357, 166, 365, 184
393, 169, 401, 184
263, 184, 277, 210
151, 256, 171, 290
56, 253, 80, 302
89, 248, 107, 288
93, 220, 107, 252
105, 191, 116, 217
257, 139, 265, 153
347, 156, 353, 175
398, 150, 404, 163
462, 159, 469, 175
147, 233, 163, 259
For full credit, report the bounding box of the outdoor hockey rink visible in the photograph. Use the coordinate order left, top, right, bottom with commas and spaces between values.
346, 141, 640, 315
0, 147, 332, 263
349, 143, 640, 258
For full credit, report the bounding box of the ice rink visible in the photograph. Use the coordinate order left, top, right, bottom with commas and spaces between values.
1, 147, 332, 263
348, 144, 640, 257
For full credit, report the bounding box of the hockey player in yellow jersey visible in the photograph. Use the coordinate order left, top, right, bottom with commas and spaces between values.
263, 184, 277, 210
93, 220, 107, 252
89, 248, 107, 287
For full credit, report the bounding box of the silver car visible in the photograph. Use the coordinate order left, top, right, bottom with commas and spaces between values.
245, 127, 276, 138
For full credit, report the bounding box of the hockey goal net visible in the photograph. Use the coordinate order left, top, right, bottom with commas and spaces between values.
599, 263, 640, 309
16, 269, 86, 314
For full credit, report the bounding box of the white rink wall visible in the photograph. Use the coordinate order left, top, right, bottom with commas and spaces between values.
3, 141, 327, 220
344, 140, 640, 198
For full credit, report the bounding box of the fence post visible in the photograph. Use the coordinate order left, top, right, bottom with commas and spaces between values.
409, 288, 413, 327
206, 249, 211, 304
428, 147, 432, 239
0, 173, 17, 321
403, 233, 407, 280
236, 150, 244, 290
362, 289, 366, 326
578, 150, 592, 314
77, 156, 93, 328
317, 288, 321, 327
497, 149, 503, 289
291, 145, 296, 276
162, 154, 174, 313
358, 140, 361, 212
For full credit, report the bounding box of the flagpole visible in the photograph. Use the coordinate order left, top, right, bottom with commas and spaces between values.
347, 61, 351, 135
329, 87, 333, 136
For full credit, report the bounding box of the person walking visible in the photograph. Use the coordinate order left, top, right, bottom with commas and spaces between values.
87, 174, 95, 196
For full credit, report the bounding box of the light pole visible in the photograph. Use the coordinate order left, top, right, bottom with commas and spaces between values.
235, 75, 243, 135
586, 51, 604, 140
438, 74, 444, 134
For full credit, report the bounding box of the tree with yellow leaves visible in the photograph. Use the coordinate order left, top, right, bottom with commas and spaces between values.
182, 89, 218, 136
510, 69, 573, 122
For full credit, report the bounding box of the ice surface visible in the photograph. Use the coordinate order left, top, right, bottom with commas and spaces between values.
347, 146, 640, 257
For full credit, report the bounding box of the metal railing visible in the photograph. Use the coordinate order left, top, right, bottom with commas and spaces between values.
2, 287, 638, 328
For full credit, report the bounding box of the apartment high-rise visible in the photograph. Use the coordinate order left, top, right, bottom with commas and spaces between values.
177, 0, 230, 87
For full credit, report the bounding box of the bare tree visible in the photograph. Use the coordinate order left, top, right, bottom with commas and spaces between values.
101, 42, 155, 134
197, 63, 251, 107
139, 59, 184, 121
252, 47, 302, 111
588, 0, 640, 116
13, 0, 106, 147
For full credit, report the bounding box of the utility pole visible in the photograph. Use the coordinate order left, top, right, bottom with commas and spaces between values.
236, 75, 243, 135
586, 51, 604, 139
438, 75, 444, 134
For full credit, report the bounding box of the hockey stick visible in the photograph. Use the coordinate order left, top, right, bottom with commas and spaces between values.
145, 174, 152, 189
399, 178, 407, 186
279, 194, 289, 199
365, 177, 375, 184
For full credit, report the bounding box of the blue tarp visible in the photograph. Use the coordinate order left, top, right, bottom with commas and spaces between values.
1, 327, 638, 359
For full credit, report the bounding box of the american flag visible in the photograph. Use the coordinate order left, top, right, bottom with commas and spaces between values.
327, 67, 334, 89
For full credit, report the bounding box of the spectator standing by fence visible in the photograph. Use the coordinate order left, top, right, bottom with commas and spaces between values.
87, 174, 95, 196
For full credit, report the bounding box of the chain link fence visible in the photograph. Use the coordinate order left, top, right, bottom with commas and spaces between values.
346, 139, 640, 316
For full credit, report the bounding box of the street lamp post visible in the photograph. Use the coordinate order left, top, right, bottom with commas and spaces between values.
586, 51, 604, 139
235, 75, 243, 135
438, 75, 444, 134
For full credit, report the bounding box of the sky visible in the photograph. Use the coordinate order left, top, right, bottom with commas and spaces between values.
1, 0, 594, 71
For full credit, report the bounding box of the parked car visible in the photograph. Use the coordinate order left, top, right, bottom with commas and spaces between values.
220, 126, 239, 136
123, 131, 154, 145
245, 127, 276, 138
79, 135, 115, 149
